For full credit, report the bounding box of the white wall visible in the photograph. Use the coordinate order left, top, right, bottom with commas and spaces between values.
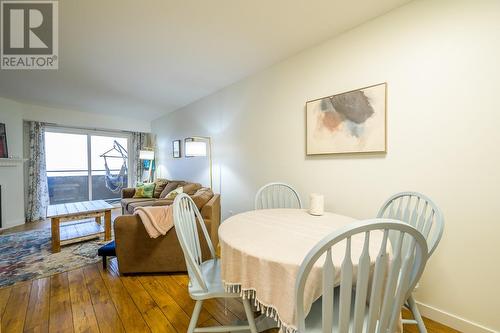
0, 98, 25, 229
0, 97, 151, 229
153, 0, 500, 331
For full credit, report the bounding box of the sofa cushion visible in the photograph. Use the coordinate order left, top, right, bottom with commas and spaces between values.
121, 198, 155, 209
183, 183, 202, 195
152, 199, 174, 206
153, 178, 169, 198
191, 188, 214, 209
159, 181, 181, 199
128, 200, 157, 213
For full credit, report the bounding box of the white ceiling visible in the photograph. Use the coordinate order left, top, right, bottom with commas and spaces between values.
0, 0, 411, 121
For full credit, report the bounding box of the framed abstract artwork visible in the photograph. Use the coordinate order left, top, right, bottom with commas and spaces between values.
173, 140, 181, 158
0, 123, 8, 158
306, 83, 386, 155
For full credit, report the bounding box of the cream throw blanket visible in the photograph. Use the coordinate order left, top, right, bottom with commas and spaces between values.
134, 205, 174, 238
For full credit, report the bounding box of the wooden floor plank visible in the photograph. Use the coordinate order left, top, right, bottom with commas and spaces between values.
138, 276, 192, 332
49, 273, 74, 333
1, 281, 31, 333
402, 309, 461, 333
203, 298, 241, 326
98, 265, 150, 332
154, 275, 212, 324
162, 273, 242, 327
24, 277, 50, 333
121, 276, 177, 333
155, 275, 250, 330
199, 317, 223, 328
170, 274, 189, 288
215, 297, 247, 321
82, 264, 125, 333
67, 269, 100, 333
0, 268, 458, 333
0, 287, 12, 320
0, 208, 458, 333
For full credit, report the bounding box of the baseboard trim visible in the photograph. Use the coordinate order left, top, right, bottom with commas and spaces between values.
416, 301, 497, 333
0, 219, 25, 231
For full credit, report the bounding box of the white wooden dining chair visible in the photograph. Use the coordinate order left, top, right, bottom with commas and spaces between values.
173, 193, 258, 333
377, 192, 444, 333
254, 182, 302, 210
296, 219, 428, 333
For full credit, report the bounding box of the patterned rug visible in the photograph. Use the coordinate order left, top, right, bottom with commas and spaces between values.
0, 222, 110, 288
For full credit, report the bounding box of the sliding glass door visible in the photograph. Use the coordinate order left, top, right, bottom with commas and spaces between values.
90, 135, 128, 201
45, 132, 89, 203
45, 128, 130, 205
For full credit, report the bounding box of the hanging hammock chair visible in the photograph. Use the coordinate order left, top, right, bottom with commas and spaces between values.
100, 141, 128, 193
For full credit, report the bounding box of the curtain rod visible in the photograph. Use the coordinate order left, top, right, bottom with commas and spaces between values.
25, 121, 145, 135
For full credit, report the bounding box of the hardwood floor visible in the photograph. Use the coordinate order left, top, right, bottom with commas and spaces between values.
0, 212, 460, 333
0, 258, 459, 333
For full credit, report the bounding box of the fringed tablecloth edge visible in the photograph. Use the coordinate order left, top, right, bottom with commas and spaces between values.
224, 281, 299, 333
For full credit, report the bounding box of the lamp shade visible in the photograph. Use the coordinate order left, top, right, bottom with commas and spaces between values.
139, 150, 155, 160
185, 141, 207, 157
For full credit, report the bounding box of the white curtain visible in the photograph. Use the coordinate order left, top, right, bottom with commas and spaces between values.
25, 121, 49, 222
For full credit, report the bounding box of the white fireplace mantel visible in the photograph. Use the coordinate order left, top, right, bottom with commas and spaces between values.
0, 158, 27, 167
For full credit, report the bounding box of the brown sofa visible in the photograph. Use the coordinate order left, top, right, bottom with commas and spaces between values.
120, 179, 198, 215
114, 179, 220, 274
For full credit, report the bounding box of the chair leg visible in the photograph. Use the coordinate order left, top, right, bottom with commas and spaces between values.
188, 300, 203, 333
242, 298, 258, 333
102, 256, 107, 270
407, 295, 427, 333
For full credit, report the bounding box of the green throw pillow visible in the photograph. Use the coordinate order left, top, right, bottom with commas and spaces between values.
133, 182, 155, 198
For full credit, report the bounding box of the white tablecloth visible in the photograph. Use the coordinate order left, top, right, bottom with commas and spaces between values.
219, 209, 391, 333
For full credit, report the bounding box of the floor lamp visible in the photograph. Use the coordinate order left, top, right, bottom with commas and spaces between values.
185, 136, 212, 189
139, 149, 155, 183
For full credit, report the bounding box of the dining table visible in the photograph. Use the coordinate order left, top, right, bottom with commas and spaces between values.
219, 208, 400, 333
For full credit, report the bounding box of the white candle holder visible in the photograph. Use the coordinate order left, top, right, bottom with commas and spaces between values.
309, 193, 324, 216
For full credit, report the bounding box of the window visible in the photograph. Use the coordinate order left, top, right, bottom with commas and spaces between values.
45, 128, 130, 205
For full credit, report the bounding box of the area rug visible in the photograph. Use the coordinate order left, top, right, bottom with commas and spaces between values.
0, 222, 110, 288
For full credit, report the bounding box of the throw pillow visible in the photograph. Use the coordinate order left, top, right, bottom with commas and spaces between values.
133, 182, 155, 198
165, 186, 184, 200
159, 182, 180, 198
153, 178, 169, 198
183, 183, 202, 195
191, 188, 214, 209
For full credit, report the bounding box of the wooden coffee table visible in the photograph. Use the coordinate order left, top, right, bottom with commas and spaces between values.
47, 200, 114, 253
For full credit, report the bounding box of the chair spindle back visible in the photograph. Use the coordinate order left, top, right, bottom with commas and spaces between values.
173, 193, 216, 292
255, 182, 302, 210
296, 219, 428, 333
377, 192, 444, 256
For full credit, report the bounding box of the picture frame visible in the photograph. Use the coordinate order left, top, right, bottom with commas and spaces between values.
306, 83, 387, 155
173, 140, 181, 158
0, 123, 8, 158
